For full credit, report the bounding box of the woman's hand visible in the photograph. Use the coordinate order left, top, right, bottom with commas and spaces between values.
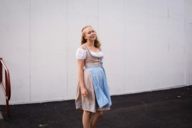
81, 87, 88, 96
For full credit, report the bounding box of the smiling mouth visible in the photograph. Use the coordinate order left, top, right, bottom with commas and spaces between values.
90, 35, 96, 38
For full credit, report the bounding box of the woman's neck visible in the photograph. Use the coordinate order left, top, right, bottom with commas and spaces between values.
86, 40, 94, 48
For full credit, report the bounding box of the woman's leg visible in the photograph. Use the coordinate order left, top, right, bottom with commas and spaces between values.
90, 111, 103, 128
82, 110, 92, 128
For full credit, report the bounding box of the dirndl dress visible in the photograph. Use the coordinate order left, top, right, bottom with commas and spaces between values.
75, 45, 112, 113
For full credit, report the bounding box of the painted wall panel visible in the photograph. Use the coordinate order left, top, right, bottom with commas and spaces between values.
0, 0, 30, 104
0, 0, 191, 104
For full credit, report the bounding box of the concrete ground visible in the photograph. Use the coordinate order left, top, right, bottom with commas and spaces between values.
0, 85, 192, 128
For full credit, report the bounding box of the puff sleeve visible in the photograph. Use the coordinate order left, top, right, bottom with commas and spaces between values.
76, 48, 87, 60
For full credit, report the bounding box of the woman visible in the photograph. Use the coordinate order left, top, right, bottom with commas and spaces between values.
75, 25, 112, 128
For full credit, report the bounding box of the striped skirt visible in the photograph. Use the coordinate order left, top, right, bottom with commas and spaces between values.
75, 66, 112, 113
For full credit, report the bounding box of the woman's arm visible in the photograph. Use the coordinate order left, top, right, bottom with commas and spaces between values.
77, 59, 88, 96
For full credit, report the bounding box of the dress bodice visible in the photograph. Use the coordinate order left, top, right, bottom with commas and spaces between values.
81, 45, 103, 68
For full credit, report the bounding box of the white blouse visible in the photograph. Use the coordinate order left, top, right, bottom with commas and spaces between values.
90, 51, 103, 58
76, 48, 103, 59
76, 48, 87, 59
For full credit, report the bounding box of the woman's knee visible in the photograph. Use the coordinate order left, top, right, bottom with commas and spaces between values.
84, 110, 91, 114
97, 111, 103, 117
83, 111, 92, 116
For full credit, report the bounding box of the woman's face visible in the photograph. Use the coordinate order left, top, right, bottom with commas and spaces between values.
83, 27, 97, 41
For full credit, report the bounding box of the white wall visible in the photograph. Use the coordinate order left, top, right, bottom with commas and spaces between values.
185, 0, 192, 85
0, 0, 191, 104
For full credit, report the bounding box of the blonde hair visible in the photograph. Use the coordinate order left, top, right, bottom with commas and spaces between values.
81, 25, 101, 48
